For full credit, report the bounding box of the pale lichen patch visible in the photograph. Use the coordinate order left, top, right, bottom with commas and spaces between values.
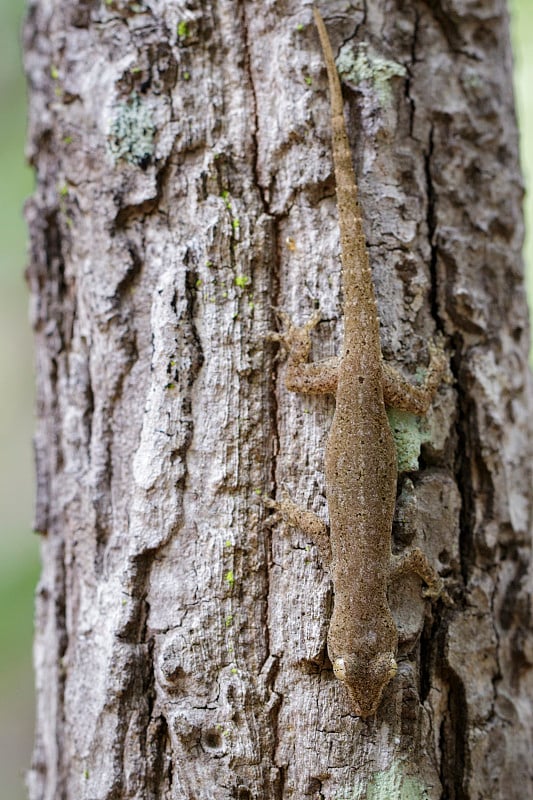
108, 93, 155, 166
337, 43, 406, 106
336, 760, 430, 800
387, 408, 430, 473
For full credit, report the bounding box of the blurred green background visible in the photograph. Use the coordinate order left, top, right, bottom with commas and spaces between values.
1, 0, 38, 798
0, 2, 531, 798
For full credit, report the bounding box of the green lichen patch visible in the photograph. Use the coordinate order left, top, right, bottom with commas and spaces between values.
387, 408, 430, 473
224, 569, 235, 588
337, 42, 406, 107
177, 20, 189, 39
234, 275, 250, 289
108, 93, 155, 167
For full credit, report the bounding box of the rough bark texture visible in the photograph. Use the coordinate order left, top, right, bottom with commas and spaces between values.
24, 0, 532, 798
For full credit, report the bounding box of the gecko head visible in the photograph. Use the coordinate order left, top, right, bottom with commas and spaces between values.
333, 652, 398, 717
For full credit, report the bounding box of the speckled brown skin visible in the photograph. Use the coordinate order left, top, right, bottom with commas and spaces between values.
267, 9, 447, 717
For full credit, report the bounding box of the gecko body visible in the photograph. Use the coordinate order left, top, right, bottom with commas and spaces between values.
267, 8, 447, 717
315, 7, 400, 714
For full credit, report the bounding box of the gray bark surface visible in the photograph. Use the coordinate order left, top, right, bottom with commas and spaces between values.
24, 0, 532, 798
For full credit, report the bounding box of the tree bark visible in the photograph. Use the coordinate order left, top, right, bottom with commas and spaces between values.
24, 0, 532, 798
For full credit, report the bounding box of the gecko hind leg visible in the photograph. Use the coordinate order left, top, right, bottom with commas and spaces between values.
382, 336, 448, 415
268, 309, 338, 395
390, 548, 443, 599
264, 493, 331, 568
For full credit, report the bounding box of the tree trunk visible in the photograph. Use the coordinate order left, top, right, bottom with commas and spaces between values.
24, 0, 532, 798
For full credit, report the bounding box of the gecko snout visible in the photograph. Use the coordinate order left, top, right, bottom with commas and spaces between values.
332, 653, 398, 717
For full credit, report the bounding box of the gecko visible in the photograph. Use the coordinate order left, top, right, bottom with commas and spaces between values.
265, 7, 448, 717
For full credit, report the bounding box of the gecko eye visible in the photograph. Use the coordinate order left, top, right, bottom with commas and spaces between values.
371, 652, 398, 682
333, 658, 347, 681
386, 659, 398, 680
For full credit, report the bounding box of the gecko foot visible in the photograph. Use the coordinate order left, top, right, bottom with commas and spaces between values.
428, 333, 450, 385
382, 333, 449, 415
267, 309, 322, 362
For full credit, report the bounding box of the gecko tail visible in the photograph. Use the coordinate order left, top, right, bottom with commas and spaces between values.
313, 7, 345, 118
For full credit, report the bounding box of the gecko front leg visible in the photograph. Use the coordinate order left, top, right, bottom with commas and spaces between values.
264, 493, 331, 567
390, 548, 443, 599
